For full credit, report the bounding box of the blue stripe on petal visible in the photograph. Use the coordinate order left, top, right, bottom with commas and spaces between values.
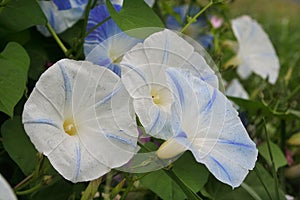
74, 144, 81, 180
108, 63, 121, 77
210, 155, 232, 183
204, 88, 217, 111
162, 33, 169, 65
53, 0, 72, 10
59, 65, 72, 104
166, 70, 185, 106
121, 63, 147, 83
95, 86, 122, 108
175, 131, 187, 139
23, 119, 61, 129
149, 110, 161, 133
106, 133, 136, 147
218, 139, 255, 149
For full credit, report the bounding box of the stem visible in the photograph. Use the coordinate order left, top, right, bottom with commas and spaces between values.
46, 22, 70, 57
14, 173, 34, 190
241, 183, 263, 200
15, 182, 43, 195
120, 178, 134, 200
81, 177, 102, 200
82, 0, 94, 37
180, 1, 213, 33
263, 118, 280, 200
85, 17, 111, 38
282, 85, 300, 103
103, 172, 113, 200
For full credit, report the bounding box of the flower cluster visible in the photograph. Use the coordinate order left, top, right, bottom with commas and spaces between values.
23, 0, 268, 189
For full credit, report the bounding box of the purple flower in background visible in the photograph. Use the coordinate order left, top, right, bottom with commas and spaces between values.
166, 4, 213, 49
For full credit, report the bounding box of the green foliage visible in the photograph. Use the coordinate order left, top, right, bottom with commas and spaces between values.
140, 152, 209, 200
0, 0, 299, 199
258, 141, 287, 171
0, 0, 46, 36
0, 42, 29, 117
1, 117, 37, 175
107, 0, 165, 37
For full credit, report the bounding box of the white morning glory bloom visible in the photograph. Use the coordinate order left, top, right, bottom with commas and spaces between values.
22, 59, 138, 183
156, 68, 258, 188
37, 0, 88, 36
0, 174, 17, 200
120, 29, 218, 139
84, 4, 141, 76
111, 0, 155, 7
225, 78, 249, 100
231, 15, 280, 84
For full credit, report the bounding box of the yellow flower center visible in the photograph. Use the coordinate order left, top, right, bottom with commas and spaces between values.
63, 119, 77, 136
151, 89, 162, 105
109, 50, 122, 64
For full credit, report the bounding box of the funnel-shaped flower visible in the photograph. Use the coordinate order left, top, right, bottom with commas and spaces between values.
0, 174, 17, 200
157, 68, 258, 188
121, 29, 218, 139
225, 78, 249, 100
84, 4, 141, 76
37, 0, 88, 36
231, 15, 280, 84
22, 59, 138, 182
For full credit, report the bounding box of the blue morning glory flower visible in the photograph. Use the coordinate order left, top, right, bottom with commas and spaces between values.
37, 0, 88, 36
166, 4, 213, 49
84, 3, 141, 76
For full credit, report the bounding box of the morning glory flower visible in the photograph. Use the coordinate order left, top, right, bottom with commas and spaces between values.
156, 68, 258, 188
110, 0, 155, 7
120, 29, 218, 139
0, 174, 17, 200
231, 15, 280, 84
166, 4, 213, 49
84, 3, 141, 76
22, 59, 138, 183
37, 0, 88, 36
225, 78, 249, 100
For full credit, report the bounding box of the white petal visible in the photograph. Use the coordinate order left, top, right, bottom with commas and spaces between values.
225, 78, 249, 99
232, 15, 280, 84
160, 68, 257, 188
23, 59, 138, 182
0, 174, 17, 200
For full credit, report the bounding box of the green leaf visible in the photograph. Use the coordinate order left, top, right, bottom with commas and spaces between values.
107, 0, 165, 37
140, 152, 209, 200
1, 117, 37, 175
173, 152, 209, 192
258, 141, 287, 171
0, 0, 46, 36
140, 169, 186, 200
0, 42, 30, 117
